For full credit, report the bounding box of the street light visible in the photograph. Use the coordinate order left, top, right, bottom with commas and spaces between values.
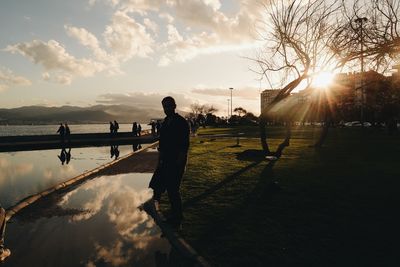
355, 17, 368, 126
229, 87, 234, 118
227, 99, 230, 119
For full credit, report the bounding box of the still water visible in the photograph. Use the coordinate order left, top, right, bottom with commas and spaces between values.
0, 145, 135, 208
0, 124, 150, 137
4, 173, 172, 267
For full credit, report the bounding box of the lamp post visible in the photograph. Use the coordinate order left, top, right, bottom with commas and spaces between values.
355, 17, 368, 126
229, 87, 234, 118
227, 99, 230, 119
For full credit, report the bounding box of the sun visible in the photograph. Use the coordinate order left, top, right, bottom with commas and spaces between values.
311, 72, 335, 88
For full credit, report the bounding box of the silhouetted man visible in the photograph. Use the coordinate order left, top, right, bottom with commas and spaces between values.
132, 122, 138, 136
0, 207, 10, 262
149, 96, 190, 227
57, 123, 65, 141
114, 120, 119, 133
109, 121, 114, 134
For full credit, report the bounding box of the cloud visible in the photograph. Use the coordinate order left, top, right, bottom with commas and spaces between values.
92, 0, 264, 65
103, 10, 155, 59
192, 86, 260, 100
159, 12, 174, 23
60, 175, 123, 221
143, 18, 158, 33
0, 67, 32, 91
65, 25, 122, 75
5, 0, 266, 85
96, 92, 192, 109
0, 157, 33, 188
6, 40, 106, 84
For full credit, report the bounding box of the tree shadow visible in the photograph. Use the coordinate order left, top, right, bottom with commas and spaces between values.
182, 149, 266, 210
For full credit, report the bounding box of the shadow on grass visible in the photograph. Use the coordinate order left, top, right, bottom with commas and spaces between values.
183, 150, 267, 210
190, 143, 230, 158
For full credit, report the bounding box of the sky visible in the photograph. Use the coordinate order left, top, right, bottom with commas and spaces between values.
0, 0, 268, 115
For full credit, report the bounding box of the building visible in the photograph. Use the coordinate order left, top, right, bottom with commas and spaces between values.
260, 89, 281, 113
259, 70, 398, 122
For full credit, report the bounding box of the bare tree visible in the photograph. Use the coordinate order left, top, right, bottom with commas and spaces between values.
332, 0, 400, 72
255, 0, 342, 156
254, 0, 400, 155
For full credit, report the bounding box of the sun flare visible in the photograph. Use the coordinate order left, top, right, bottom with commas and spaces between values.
311, 72, 335, 88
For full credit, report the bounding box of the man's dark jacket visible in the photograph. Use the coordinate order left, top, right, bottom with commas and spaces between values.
149, 113, 189, 192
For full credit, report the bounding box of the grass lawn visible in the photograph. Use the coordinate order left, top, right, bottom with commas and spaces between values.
162, 126, 400, 266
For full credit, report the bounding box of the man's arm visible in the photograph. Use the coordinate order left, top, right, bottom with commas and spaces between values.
176, 117, 190, 166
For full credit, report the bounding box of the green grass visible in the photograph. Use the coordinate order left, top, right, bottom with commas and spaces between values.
161, 126, 400, 266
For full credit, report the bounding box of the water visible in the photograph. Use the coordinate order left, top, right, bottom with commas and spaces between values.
0, 124, 150, 137
4, 173, 173, 267
0, 145, 135, 208
0, 126, 174, 266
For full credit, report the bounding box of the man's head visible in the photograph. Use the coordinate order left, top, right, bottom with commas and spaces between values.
162, 96, 176, 116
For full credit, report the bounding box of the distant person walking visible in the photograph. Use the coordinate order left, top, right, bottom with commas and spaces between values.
0, 207, 11, 262
57, 123, 65, 141
109, 121, 114, 134
114, 120, 119, 133
137, 123, 142, 136
132, 122, 138, 136
150, 121, 156, 136
65, 123, 71, 142
149, 96, 190, 227
65, 123, 70, 136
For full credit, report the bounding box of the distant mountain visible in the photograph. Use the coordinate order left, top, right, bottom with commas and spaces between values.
0, 105, 171, 124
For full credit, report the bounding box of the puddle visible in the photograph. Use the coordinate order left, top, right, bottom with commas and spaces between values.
3, 173, 172, 267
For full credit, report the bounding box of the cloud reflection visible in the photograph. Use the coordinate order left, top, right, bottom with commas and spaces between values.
58, 174, 167, 266
0, 157, 33, 187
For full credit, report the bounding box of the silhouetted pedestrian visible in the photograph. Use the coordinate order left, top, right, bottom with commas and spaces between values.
151, 121, 156, 136
109, 121, 114, 134
57, 123, 65, 141
114, 120, 119, 133
65, 123, 71, 142
0, 207, 10, 262
137, 123, 142, 136
149, 96, 190, 227
65, 123, 70, 135
132, 122, 138, 136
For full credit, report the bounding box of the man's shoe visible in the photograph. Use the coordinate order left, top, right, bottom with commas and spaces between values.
141, 199, 160, 214
0, 248, 11, 262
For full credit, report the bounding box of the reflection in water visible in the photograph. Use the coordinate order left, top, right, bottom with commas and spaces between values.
110, 145, 120, 160
5, 174, 172, 267
66, 148, 71, 164
58, 147, 72, 165
132, 142, 142, 152
0, 146, 133, 208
